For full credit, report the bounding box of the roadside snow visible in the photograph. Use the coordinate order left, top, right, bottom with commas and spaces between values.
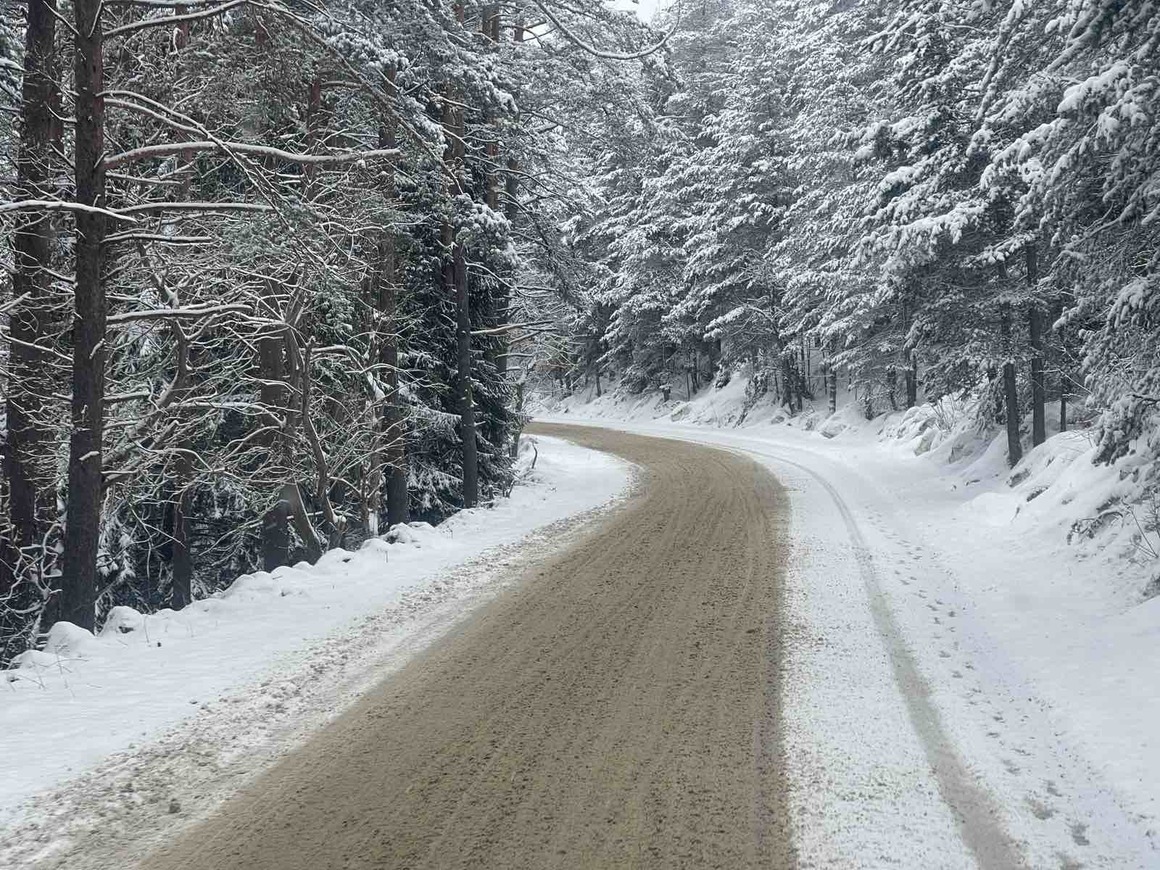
0, 435, 631, 867
538, 376, 1160, 868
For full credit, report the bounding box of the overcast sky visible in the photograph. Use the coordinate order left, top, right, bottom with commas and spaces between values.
612, 0, 665, 22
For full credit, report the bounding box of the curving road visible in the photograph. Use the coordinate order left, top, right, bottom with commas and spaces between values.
141, 424, 796, 870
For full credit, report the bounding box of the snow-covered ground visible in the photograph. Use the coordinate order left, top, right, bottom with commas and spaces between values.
0, 435, 631, 868
538, 375, 1160, 868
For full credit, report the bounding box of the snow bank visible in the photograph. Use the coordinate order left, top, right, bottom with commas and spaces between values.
0, 435, 631, 830
539, 372, 1159, 601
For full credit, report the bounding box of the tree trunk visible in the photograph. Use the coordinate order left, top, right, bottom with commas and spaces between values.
377, 66, 409, 529
454, 237, 478, 507
170, 462, 193, 610
499, 153, 519, 387
905, 355, 918, 408
987, 366, 1003, 423
1002, 356, 1021, 466
382, 276, 409, 528
479, 9, 508, 455
379, 234, 409, 527
297, 343, 341, 550
169, 328, 193, 609
780, 354, 795, 412
258, 315, 290, 571
443, 27, 478, 509
1026, 244, 1046, 447
1000, 302, 1023, 468
57, 0, 107, 631
1056, 300, 1068, 433
827, 352, 837, 415
6, 0, 60, 602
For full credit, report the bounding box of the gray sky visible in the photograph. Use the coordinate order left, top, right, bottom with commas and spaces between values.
611, 0, 665, 22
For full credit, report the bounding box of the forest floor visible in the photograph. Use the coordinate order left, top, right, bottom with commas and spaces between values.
0, 435, 630, 869
538, 383, 1160, 868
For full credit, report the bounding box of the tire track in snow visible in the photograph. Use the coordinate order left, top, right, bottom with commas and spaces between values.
652, 432, 1025, 870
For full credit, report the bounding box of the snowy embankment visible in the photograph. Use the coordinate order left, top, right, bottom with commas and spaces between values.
539, 377, 1160, 868
0, 435, 631, 868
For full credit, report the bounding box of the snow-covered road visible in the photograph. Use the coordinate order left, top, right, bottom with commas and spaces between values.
0, 435, 631, 869
538, 414, 1159, 869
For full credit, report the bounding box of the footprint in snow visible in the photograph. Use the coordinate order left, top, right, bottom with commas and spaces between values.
1027, 797, 1057, 820
1069, 822, 1090, 846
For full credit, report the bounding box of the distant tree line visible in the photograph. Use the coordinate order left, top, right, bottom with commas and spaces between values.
554, 0, 1159, 472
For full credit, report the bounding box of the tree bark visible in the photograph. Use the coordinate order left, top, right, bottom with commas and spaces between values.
443, 21, 478, 509
379, 180, 409, 527
997, 262, 1023, 466
1002, 352, 1022, 467
170, 460, 193, 610
169, 326, 193, 609
258, 312, 290, 571
1000, 302, 1022, 467
6, 0, 60, 601
454, 235, 478, 507
1026, 244, 1046, 447
1055, 299, 1068, 433
826, 342, 838, 414
780, 354, 795, 412
380, 260, 409, 527
496, 19, 523, 393
57, 0, 107, 631
905, 355, 918, 408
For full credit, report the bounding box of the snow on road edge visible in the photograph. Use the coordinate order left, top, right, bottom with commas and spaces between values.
0, 434, 632, 868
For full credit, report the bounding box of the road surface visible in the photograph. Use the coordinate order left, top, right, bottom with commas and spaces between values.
141, 424, 796, 870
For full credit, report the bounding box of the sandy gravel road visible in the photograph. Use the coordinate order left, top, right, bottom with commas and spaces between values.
141, 424, 795, 870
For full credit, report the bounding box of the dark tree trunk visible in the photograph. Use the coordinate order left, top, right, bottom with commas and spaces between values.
442, 37, 478, 509
498, 155, 518, 388
1055, 300, 1068, 433
987, 366, 1003, 423
780, 354, 795, 412
170, 463, 193, 610
905, 356, 918, 408
6, 0, 60, 599
169, 329, 193, 609
58, 0, 106, 632
826, 349, 838, 415
1000, 303, 1023, 468
258, 318, 290, 571
1003, 358, 1022, 466
479, 11, 509, 455
1026, 245, 1046, 447
380, 237, 409, 528
454, 239, 478, 507
378, 67, 408, 529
